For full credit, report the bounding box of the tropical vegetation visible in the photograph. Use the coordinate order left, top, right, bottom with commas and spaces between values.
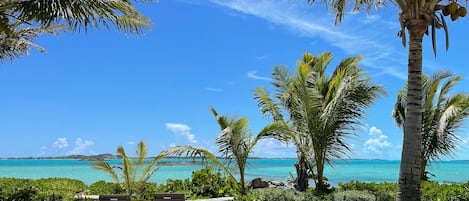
392, 70, 469, 181
303, 0, 466, 199
160, 106, 286, 195
0, 0, 155, 61
3, 177, 469, 201
254, 51, 385, 192
92, 140, 163, 200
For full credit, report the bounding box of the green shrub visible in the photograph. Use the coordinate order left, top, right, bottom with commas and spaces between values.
190, 166, 238, 198
234, 188, 306, 201
337, 181, 395, 201
0, 177, 87, 201
31, 178, 87, 200
89, 180, 125, 195
333, 190, 376, 201
157, 166, 238, 199
421, 181, 469, 201
135, 182, 159, 201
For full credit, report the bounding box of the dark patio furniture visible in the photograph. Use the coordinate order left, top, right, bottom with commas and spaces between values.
98, 194, 131, 201
153, 193, 185, 201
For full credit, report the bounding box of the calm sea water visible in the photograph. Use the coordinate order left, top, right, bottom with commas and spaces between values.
1, 159, 468, 186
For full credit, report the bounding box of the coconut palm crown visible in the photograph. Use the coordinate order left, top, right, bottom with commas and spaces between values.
254, 52, 386, 192
160, 106, 287, 195
304, 0, 466, 200
0, 0, 156, 61
93, 141, 163, 198
393, 70, 469, 180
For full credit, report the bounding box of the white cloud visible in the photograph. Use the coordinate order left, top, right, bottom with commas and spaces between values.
51, 137, 94, 155
53, 137, 68, 149
68, 138, 94, 155
210, 0, 407, 80
364, 126, 392, 155
166, 123, 199, 144
127, 141, 135, 145
364, 135, 392, 154
204, 87, 224, 92
369, 126, 382, 136
252, 139, 296, 158
247, 71, 271, 81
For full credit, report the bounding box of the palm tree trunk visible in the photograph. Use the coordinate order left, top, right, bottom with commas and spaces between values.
397, 19, 426, 201
420, 158, 428, 181
316, 160, 325, 191
294, 161, 309, 191
239, 167, 246, 195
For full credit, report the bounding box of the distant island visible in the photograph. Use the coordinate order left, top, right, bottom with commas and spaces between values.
1, 154, 298, 162
2, 154, 121, 161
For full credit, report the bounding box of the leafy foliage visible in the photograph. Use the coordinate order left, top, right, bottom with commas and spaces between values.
234, 188, 307, 201
156, 166, 238, 199
392, 71, 469, 180
0, 0, 156, 61
160, 107, 286, 195
88, 180, 125, 195
254, 52, 385, 192
0, 177, 87, 200
93, 140, 164, 199
190, 166, 238, 198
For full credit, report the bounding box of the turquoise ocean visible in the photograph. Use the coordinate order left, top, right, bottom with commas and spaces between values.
1, 159, 469, 186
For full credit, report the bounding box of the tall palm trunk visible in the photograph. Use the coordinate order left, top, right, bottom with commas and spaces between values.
420, 158, 428, 181
239, 166, 246, 195
294, 156, 309, 191
316, 157, 325, 190
397, 19, 426, 201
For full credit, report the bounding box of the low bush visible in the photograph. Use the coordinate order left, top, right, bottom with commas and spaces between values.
234, 188, 306, 201
88, 180, 125, 195
332, 190, 376, 201
157, 166, 238, 199
337, 181, 395, 201
421, 181, 469, 201
0, 177, 87, 200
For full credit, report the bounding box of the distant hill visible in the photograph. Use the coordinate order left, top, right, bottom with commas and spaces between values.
4, 154, 121, 161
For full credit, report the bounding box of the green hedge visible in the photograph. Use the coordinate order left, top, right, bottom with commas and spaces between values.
2, 177, 469, 201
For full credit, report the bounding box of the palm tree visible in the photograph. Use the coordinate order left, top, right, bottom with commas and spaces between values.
93, 141, 163, 199
0, 0, 155, 61
304, 0, 466, 199
393, 70, 469, 181
254, 52, 385, 192
160, 106, 287, 195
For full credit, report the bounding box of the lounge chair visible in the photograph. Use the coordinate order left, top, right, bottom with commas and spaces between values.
98, 194, 131, 201
153, 193, 185, 201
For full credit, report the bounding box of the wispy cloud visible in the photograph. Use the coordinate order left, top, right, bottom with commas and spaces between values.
210, 0, 407, 80
254, 55, 269, 60
247, 71, 271, 81
204, 87, 224, 92
166, 123, 199, 145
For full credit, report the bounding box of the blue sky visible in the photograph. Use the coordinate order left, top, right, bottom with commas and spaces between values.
1, 0, 469, 159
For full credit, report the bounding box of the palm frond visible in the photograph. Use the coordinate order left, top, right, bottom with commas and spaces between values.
92, 161, 120, 184
253, 87, 284, 122
10, 0, 152, 34
159, 145, 235, 180
0, 23, 63, 62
